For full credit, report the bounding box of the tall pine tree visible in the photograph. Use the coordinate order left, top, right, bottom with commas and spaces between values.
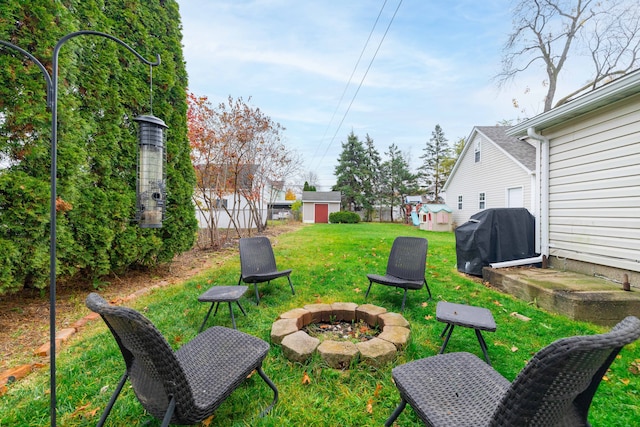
419, 124, 451, 202
381, 143, 418, 222
333, 131, 367, 212
361, 134, 381, 221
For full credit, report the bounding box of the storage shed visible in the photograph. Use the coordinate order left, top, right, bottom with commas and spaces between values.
419, 204, 453, 232
302, 191, 341, 223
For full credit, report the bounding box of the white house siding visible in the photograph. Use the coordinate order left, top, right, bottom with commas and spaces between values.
194, 193, 266, 229
541, 93, 640, 273
445, 131, 533, 226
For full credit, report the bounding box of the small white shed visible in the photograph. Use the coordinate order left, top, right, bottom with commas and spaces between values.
302, 191, 341, 223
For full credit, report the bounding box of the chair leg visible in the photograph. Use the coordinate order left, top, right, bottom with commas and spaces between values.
424, 279, 432, 299
160, 395, 176, 427
287, 276, 295, 295
228, 301, 237, 329
365, 280, 373, 299
254, 283, 260, 305
97, 372, 128, 427
400, 288, 408, 312
475, 328, 492, 366
237, 274, 243, 286
440, 323, 452, 338
384, 398, 407, 427
237, 300, 247, 316
439, 323, 455, 354
198, 303, 216, 333
257, 366, 279, 417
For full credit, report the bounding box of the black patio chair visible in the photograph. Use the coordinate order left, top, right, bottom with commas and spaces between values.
86, 293, 278, 427
385, 315, 640, 427
238, 236, 294, 304
365, 236, 430, 311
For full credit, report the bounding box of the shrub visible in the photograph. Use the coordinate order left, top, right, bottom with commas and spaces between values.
329, 211, 360, 224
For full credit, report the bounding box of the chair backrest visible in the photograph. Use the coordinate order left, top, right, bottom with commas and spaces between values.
86, 293, 193, 421
239, 236, 278, 276
490, 316, 640, 426
386, 236, 428, 282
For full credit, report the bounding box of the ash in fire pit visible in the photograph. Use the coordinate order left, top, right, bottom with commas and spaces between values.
302, 320, 379, 343
271, 303, 411, 368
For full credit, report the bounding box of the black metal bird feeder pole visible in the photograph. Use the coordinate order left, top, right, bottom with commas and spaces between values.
0, 31, 162, 426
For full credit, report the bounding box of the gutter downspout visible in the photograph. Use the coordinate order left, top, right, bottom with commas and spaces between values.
527, 127, 550, 260
489, 127, 549, 269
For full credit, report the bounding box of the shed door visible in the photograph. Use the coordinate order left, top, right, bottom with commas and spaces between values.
507, 187, 523, 208
315, 204, 329, 223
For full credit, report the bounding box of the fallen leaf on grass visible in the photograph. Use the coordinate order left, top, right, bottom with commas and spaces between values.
421, 302, 429, 308
374, 383, 382, 398
454, 285, 461, 290
620, 378, 630, 385
511, 346, 518, 352
354, 288, 361, 293
493, 300, 503, 306
510, 312, 531, 322
366, 398, 374, 414
629, 359, 640, 375
201, 415, 215, 426
70, 402, 98, 419
302, 371, 311, 385
424, 315, 433, 321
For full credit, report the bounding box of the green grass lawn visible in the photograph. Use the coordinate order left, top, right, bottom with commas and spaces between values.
1, 222, 638, 426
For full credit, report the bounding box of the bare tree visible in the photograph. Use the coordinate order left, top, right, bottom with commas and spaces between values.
497, 0, 640, 111
188, 93, 297, 247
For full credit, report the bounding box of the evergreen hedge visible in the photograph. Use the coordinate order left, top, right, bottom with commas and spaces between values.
329, 211, 360, 224
0, 0, 197, 294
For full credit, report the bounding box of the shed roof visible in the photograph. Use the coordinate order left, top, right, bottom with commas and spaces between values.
420, 204, 452, 213
302, 191, 341, 202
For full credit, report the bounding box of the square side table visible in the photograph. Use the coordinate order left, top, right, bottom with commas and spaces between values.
198, 285, 248, 331
436, 301, 497, 365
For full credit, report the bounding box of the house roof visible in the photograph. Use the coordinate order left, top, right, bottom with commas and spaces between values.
476, 126, 536, 171
443, 125, 535, 191
507, 69, 640, 136
405, 195, 426, 204
302, 191, 341, 202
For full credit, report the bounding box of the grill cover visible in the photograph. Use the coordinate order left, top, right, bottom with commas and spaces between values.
455, 208, 537, 276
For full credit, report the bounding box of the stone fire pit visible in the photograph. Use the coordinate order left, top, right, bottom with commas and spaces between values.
271, 303, 410, 369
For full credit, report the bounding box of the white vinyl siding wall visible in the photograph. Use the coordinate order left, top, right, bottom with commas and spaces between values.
445, 132, 533, 226
542, 93, 640, 272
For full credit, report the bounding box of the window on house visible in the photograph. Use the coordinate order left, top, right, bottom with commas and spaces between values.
214, 198, 228, 209
457, 195, 463, 210
474, 140, 481, 163
478, 192, 486, 209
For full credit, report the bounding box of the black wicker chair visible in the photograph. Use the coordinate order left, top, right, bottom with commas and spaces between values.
365, 236, 430, 311
238, 236, 294, 304
385, 315, 640, 427
86, 293, 278, 426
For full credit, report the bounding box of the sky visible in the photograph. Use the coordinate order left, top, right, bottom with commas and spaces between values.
177, 0, 589, 191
